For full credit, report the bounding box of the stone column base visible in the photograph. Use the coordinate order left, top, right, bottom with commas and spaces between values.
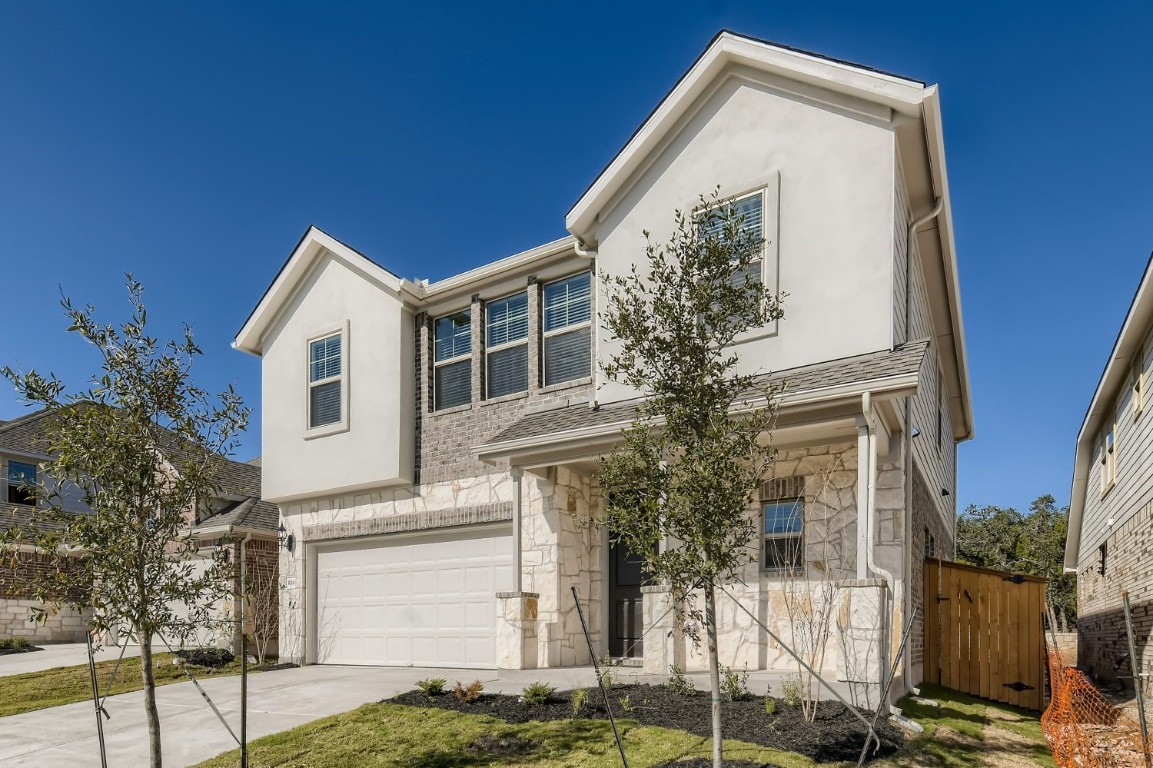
641, 585, 685, 675
496, 591, 539, 670
835, 578, 888, 710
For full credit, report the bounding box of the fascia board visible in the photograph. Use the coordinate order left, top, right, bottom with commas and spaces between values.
1065, 438, 1092, 572
419, 237, 578, 302
190, 524, 270, 539
234, 226, 405, 355
473, 372, 919, 462
566, 32, 925, 241
922, 87, 974, 441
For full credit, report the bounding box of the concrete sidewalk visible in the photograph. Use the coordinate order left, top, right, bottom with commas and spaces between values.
0, 642, 142, 677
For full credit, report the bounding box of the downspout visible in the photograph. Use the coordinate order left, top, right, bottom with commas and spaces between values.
855, 393, 872, 580
573, 239, 597, 259
862, 393, 898, 707
511, 467, 523, 593
898, 196, 943, 702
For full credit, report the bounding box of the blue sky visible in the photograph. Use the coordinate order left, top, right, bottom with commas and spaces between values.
1, 2, 1150, 514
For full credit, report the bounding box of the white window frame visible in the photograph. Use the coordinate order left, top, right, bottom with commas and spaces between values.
1100, 420, 1117, 497
485, 291, 529, 398
433, 310, 473, 411
694, 176, 781, 344
542, 271, 593, 387
1134, 348, 1145, 420
305, 324, 349, 439
761, 497, 804, 574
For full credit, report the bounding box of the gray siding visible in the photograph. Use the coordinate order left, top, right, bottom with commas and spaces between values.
1079, 333, 1153, 564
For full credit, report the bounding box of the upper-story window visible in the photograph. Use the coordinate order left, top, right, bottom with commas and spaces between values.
542, 272, 592, 386
1100, 421, 1117, 496
486, 292, 529, 398
700, 191, 764, 287
308, 333, 342, 428
6, 461, 37, 506
1134, 351, 1145, 419
434, 311, 472, 410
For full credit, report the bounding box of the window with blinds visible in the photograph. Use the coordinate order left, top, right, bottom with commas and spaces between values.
486, 292, 528, 398
308, 333, 342, 428
762, 498, 803, 573
6, 460, 37, 505
434, 311, 472, 410
542, 272, 592, 386
700, 192, 764, 286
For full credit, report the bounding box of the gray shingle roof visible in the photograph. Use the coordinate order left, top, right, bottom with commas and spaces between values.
0, 407, 275, 534
191, 497, 279, 534
484, 340, 929, 446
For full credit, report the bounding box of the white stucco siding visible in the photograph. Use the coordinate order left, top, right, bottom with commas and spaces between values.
591, 73, 897, 404
261, 252, 414, 502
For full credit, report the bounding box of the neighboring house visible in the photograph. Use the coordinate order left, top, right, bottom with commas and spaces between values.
1065, 253, 1153, 687
235, 30, 971, 700
0, 408, 279, 654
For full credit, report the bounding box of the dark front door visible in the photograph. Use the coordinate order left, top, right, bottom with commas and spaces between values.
609, 540, 646, 658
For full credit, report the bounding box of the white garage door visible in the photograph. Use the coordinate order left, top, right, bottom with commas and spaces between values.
315, 526, 512, 667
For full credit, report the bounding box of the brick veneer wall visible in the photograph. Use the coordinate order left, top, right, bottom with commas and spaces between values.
414, 275, 595, 486
1078, 498, 1153, 687
910, 465, 953, 676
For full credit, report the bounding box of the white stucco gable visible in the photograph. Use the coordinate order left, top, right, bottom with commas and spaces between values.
234, 225, 418, 357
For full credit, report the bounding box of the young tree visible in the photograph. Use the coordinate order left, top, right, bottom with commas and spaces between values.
598, 191, 784, 768
0, 276, 249, 768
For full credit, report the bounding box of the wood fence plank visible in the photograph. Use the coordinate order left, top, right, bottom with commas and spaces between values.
1028, 582, 1043, 710
947, 562, 959, 691
1007, 580, 1021, 707
978, 573, 991, 700
960, 567, 974, 694
989, 571, 1003, 700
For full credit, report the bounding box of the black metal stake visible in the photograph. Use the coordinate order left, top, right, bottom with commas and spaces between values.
86, 631, 109, 768
241, 631, 248, 768
571, 586, 628, 768
1123, 591, 1151, 768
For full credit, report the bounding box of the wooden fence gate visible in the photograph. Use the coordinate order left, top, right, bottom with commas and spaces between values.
924, 559, 1047, 710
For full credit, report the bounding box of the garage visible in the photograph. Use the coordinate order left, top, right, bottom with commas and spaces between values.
314, 526, 512, 667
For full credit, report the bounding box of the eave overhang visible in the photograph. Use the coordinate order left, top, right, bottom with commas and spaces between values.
233, 226, 408, 356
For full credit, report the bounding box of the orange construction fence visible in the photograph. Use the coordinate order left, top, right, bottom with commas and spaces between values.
1042, 642, 1153, 767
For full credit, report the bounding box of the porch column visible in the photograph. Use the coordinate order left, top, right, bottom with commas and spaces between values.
511, 466, 523, 592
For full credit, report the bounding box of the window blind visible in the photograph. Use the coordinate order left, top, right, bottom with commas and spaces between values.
543, 272, 591, 333
435, 313, 472, 361
487, 293, 529, 347
435, 359, 471, 410
544, 327, 591, 386
487, 344, 528, 398
309, 380, 341, 427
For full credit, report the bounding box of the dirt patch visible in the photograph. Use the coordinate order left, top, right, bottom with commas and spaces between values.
984, 706, 1024, 723
932, 724, 1039, 768
654, 759, 783, 767
387, 683, 904, 764
467, 733, 537, 757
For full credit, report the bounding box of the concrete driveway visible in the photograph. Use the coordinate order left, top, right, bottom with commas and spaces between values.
0, 663, 605, 767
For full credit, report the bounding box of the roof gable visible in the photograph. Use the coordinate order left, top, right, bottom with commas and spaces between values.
565, 30, 928, 242
234, 226, 408, 355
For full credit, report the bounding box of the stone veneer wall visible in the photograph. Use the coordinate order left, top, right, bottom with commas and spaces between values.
278, 466, 602, 668
1077, 498, 1153, 688
0, 550, 90, 642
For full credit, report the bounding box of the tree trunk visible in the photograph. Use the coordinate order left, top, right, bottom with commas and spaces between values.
140, 632, 163, 768
704, 582, 723, 768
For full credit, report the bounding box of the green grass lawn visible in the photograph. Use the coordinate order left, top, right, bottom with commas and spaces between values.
878, 683, 1055, 768
0, 652, 243, 717
191, 702, 829, 768
188, 684, 1056, 768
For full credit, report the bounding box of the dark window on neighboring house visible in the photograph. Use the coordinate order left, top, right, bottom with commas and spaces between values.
542, 272, 592, 386
924, 526, 936, 558
1098, 542, 1108, 576
7, 461, 36, 505
434, 311, 472, 410
486, 292, 529, 398
762, 498, 803, 572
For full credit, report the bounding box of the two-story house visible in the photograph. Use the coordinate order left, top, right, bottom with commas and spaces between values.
235, 31, 971, 700
1066, 253, 1153, 687
0, 407, 279, 653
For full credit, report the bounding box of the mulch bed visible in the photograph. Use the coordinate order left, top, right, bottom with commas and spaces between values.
387, 683, 904, 764
0, 645, 43, 656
